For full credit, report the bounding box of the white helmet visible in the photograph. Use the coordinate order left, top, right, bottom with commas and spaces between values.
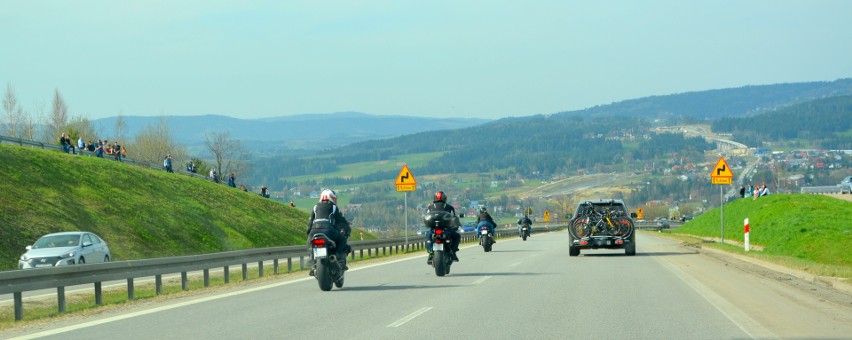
319, 189, 337, 203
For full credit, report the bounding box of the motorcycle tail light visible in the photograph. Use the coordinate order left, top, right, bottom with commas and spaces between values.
311, 238, 326, 247
435, 229, 443, 235
436, 239, 443, 244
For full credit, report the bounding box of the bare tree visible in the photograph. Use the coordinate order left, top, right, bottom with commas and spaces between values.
48, 88, 69, 143
204, 131, 251, 182
114, 112, 127, 142
130, 116, 187, 167
3, 82, 20, 137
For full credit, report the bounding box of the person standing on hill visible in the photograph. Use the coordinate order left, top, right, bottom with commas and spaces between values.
164, 154, 173, 173
227, 173, 236, 188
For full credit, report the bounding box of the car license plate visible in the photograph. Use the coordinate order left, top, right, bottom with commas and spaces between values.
35, 264, 53, 268
480, 230, 488, 235
313, 247, 327, 258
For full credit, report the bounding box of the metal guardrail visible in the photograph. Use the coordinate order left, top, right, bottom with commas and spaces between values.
0, 225, 563, 321
800, 186, 844, 194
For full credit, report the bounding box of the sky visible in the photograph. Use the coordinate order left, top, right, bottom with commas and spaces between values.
2, 1, 852, 120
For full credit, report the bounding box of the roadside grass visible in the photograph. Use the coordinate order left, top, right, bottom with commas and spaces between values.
0, 144, 378, 271
285, 152, 444, 183
661, 194, 852, 281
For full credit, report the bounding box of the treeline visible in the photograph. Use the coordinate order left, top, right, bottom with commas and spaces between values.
712, 95, 852, 149
261, 115, 713, 191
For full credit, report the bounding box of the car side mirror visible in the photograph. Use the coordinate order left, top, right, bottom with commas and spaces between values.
25, 245, 32, 250
82, 241, 93, 247
458, 213, 465, 218
630, 212, 638, 218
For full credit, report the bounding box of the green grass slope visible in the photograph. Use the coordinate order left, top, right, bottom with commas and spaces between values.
0, 144, 313, 271
674, 194, 852, 275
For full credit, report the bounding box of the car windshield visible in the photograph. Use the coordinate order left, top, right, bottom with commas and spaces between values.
32, 235, 80, 248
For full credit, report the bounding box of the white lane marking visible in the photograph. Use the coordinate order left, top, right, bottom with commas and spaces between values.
654, 256, 776, 339
10, 255, 428, 340
507, 261, 521, 268
386, 307, 433, 328
472, 276, 492, 285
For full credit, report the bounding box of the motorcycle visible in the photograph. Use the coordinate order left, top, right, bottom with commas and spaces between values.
479, 224, 494, 252
309, 233, 345, 291
520, 223, 531, 241
424, 211, 457, 277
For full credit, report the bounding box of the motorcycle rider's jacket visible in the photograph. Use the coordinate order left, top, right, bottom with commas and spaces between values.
518, 217, 533, 226
477, 211, 497, 229
427, 201, 460, 227
307, 201, 351, 237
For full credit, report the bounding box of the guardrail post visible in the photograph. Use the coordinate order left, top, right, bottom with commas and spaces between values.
368, 248, 372, 257
241, 263, 248, 280
127, 278, 135, 300
299, 257, 304, 271
359, 249, 364, 259
258, 261, 264, 277
155, 275, 163, 295
287, 257, 293, 272
204, 269, 210, 287
383, 246, 386, 256
57, 287, 66, 313
14, 292, 22, 321
224, 266, 230, 283
274, 259, 279, 274
181, 272, 189, 290
95, 282, 103, 305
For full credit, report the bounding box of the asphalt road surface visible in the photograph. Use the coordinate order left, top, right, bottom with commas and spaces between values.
4, 231, 852, 340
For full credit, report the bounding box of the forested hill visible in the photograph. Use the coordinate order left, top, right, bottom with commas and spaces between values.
255, 115, 713, 187
711, 94, 852, 149
552, 78, 852, 121
249, 78, 852, 188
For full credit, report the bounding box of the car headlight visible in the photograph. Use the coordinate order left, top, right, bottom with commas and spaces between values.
20, 255, 28, 261
61, 251, 75, 258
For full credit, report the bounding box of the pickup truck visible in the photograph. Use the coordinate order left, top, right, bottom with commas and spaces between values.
568, 199, 637, 256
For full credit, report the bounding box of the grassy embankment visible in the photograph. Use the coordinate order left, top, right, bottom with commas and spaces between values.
664, 193, 852, 281
0, 143, 378, 271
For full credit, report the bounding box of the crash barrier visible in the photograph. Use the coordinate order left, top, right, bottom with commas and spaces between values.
0, 224, 564, 321
0, 134, 206, 180
800, 186, 844, 194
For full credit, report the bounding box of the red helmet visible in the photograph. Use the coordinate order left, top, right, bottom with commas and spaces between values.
434, 191, 446, 203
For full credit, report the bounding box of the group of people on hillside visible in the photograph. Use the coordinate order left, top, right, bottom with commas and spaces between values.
739, 184, 770, 200
59, 132, 124, 161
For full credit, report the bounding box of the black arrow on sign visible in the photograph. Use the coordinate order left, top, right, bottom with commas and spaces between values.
400, 172, 409, 182
716, 165, 726, 176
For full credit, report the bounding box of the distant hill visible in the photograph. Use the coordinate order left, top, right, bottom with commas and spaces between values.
92, 111, 490, 153
0, 143, 322, 271
552, 78, 852, 121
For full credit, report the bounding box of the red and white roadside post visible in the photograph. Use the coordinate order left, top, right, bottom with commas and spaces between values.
744, 218, 750, 252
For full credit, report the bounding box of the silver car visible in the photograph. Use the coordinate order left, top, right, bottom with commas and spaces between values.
18, 231, 111, 269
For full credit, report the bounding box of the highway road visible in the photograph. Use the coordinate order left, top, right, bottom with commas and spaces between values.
4, 231, 852, 339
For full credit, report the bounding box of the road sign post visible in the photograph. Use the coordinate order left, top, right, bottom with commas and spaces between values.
395, 165, 417, 244
710, 157, 734, 244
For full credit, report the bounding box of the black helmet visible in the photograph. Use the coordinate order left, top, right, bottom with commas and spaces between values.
480, 207, 487, 213
434, 191, 446, 203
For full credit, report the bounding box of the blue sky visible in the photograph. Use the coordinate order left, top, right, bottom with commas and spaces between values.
2, 1, 851, 120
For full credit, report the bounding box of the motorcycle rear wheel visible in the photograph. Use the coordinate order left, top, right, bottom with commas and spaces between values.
315, 261, 333, 291
434, 251, 448, 277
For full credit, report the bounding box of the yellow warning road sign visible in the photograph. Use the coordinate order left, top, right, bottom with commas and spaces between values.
710, 157, 734, 185
395, 165, 416, 192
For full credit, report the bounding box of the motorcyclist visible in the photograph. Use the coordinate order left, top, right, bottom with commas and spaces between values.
306, 189, 352, 272
475, 206, 497, 243
518, 214, 533, 237
425, 191, 461, 263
